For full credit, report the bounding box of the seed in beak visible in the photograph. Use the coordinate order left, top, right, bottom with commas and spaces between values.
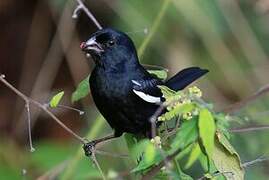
80, 42, 86, 49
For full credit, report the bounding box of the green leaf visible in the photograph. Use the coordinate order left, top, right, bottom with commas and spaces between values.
71, 75, 90, 103
159, 103, 195, 121
143, 64, 168, 80
124, 133, 140, 161
171, 117, 199, 152
212, 138, 244, 180
49, 91, 64, 108
185, 143, 201, 169
148, 70, 168, 80
215, 113, 231, 139
216, 132, 241, 161
158, 85, 176, 98
176, 166, 193, 180
198, 152, 209, 171
198, 108, 216, 157
131, 140, 163, 173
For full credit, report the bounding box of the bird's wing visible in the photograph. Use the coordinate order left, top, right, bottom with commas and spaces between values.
165, 67, 208, 91
131, 79, 163, 104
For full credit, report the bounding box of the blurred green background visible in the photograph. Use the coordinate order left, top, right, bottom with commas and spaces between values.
0, 0, 269, 179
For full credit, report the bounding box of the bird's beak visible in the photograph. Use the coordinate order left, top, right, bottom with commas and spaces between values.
80, 37, 104, 53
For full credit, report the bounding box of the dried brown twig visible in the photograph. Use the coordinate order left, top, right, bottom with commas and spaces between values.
222, 83, 269, 133
223, 83, 269, 113
242, 156, 269, 168
0, 74, 87, 150
73, 0, 103, 29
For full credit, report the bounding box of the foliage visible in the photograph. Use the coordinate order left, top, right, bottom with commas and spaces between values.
69, 67, 245, 179
126, 85, 245, 179
71, 75, 90, 103
49, 91, 64, 108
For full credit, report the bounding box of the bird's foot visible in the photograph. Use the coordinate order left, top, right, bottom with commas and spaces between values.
83, 141, 97, 157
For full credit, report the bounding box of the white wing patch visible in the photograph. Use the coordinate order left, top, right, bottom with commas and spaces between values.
131, 80, 141, 86
133, 89, 161, 104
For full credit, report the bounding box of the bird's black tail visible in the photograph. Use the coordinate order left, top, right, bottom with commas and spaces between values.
165, 67, 208, 91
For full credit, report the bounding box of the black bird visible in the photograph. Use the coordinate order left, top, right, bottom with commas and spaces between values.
80, 28, 208, 155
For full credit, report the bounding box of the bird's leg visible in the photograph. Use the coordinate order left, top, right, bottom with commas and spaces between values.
83, 133, 118, 157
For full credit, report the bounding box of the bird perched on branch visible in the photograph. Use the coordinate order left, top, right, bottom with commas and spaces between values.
80, 28, 208, 156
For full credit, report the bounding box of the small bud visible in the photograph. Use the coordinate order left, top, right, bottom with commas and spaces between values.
192, 108, 199, 116
167, 106, 172, 111
0, 74, 5, 79
182, 99, 191, 104
79, 111, 85, 115
107, 170, 118, 179
216, 131, 221, 139
30, 147, 36, 152
225, 115, 231, 121
150, 136, 162, 148
144, 28, 148, 34
182, 112, 192, 120
22, 169, 27, 176
188, 86, 202, 98
72, 13, 78, 19
86, 53, 91, 58
158, 115, 166, 121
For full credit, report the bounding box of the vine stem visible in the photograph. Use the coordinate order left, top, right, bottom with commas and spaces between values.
0, 74, 86, 144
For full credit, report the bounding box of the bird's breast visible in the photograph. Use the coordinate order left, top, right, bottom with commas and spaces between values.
90, 68, 132, 102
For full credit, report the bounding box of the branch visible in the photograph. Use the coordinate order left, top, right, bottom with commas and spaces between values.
230, 125, 269, 133
242, 156, 269, 168
149, 103, 165, 138
73, 0, 103, 30
0, 74, 86, 146
223, 83, 269, 113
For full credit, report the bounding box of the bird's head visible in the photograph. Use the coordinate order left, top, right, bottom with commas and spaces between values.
80, 28, 139, 69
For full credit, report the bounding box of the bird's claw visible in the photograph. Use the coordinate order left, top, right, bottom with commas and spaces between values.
83, 141, 96, 157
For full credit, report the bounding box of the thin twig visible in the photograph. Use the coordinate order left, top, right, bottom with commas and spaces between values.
56, 104, 85, 115
230, 125, 269, 133
242, 156, 269, 168
73, 0, 103, 30
223, 83, 269, 113
90, 150, 106, 180
95, 150, 129, 159
0, 74, 86, 144
25, 102, 35, 152
197, 171, 234, 180
150, 104, 165, 138
14, 2, 77, 139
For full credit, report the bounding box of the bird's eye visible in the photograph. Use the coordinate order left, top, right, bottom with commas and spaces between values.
107, 40, 115, 47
